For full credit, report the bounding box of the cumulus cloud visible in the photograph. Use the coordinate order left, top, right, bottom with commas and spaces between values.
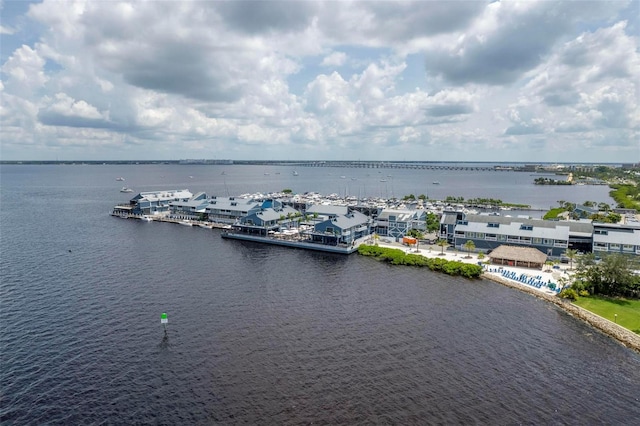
0, 0, 638, 161
1, 45, 48, 94
1, 25, 16, 35
321, 52, 347, 68
38, 92, 112, 128
422, 1, 629, 85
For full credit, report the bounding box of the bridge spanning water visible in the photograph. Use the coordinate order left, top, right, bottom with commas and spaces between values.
293, 161, 521, 171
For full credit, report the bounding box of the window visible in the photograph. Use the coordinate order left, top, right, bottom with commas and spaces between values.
623, 244, 633, 251
594, 229, 608, 235
609, 243, 620, 250
520, 224, 533, 231
488, 223, 500, 228
457, 220, 468, 225
533, 238, 542, 244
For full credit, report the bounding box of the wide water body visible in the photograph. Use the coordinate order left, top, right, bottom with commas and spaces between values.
1, 165, 638, 424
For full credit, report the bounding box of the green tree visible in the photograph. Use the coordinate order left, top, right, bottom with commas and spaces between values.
598, 202, 611, 212
407, 229, 423, 239
436, 239, 448, 256
564, 249, 578, 270
426, 212, 440, 233
574, 254, 640, 298
463, 240, 476, 258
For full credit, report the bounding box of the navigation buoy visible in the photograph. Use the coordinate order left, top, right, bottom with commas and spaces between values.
161, 312, 168, 334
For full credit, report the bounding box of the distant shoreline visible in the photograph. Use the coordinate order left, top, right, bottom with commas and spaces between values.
0, 160, 625, 167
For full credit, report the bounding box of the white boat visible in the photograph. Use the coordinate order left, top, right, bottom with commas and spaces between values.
140, 216, 153, 222
120, 187, 133, 193
116, 177, 125, 181
179, 220, 193, 226
293, 171, 299, 176
432, 181, 440, 185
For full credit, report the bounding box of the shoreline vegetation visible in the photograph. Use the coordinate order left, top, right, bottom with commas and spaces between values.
357, 244, 640, 353
357, 245, 483, 278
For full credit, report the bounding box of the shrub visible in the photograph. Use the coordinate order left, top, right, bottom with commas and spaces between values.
356, 245, 482, 278
579, 290, 590, 297
559, 288, 579, 301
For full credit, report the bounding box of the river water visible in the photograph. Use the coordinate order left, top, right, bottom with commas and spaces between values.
1, 164, 637, 424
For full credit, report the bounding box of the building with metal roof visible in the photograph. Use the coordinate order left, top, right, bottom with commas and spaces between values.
204, 196, 262, 224
376, 208, 426, 239
234, 205, 301, 236
305, 204, 349, 219
441, 212, 596, 258
310, 211, 372, 246
124, 189, 194, 215
593, 223, 640, 256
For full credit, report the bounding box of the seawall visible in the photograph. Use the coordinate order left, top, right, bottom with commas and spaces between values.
482, 273, 640, 354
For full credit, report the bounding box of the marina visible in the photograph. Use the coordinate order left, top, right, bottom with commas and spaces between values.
111, 184, 639, 259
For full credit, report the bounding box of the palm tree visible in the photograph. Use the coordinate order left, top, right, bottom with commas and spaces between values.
564, 249, 578, 270
436, 239, 448, 256
464, 240, 475, 258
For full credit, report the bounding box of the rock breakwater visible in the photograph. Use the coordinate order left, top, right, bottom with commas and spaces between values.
483, 273, 640, 354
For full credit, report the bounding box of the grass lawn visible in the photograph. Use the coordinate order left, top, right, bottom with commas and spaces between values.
573, 296, 640, 335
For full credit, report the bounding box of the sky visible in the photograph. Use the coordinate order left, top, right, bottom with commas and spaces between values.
1, 0, 639, 163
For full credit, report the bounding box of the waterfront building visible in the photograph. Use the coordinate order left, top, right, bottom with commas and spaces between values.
442, 212, 594, 258
376, 208, 426, 239
168, 194, 263, 223
204, 196, 262, 224
234, 204, 301, 236
168, 191, 209, 219
309, 211, 372, 246
305, 204, 349, 220
439, 210, 465, 243
113, 189, 193, 216
592, 222, 640, 255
